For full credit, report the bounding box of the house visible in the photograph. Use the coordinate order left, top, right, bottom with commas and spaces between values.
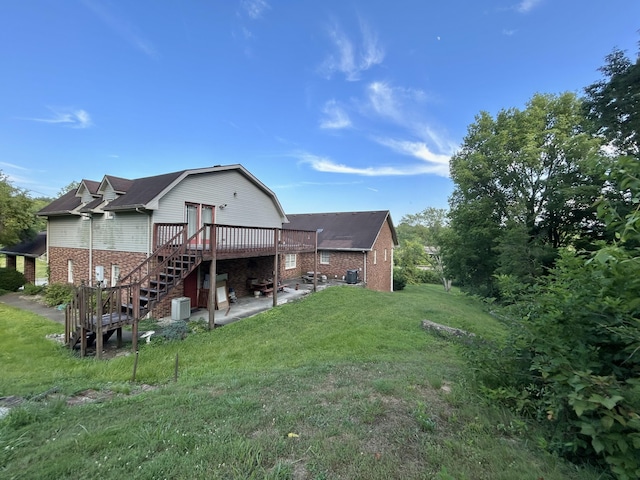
37, 164, 317, 356
0, 232, 47, 285
281, 211, 399, 292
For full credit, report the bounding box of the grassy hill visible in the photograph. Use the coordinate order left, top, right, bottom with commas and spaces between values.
0, 285, 606, 479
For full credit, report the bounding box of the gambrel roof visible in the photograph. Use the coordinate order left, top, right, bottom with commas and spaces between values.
284, 211, 398, 251
38, 164, 286, 218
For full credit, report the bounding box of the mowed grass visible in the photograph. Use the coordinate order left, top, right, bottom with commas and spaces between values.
0, 285, 605, 479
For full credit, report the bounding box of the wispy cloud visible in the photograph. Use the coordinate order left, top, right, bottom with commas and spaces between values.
502, 29, 517, 36
0, 161, 29, 171
319, 18, 384, 81
515, 0, 542, 13
81, 0, 158, 58
294, 151, 448, 177
319, 100, 352, 130
366, 81, 426, 125
24, 107, 93, 129
241, 0, 270, 20
373, 138, 451, 177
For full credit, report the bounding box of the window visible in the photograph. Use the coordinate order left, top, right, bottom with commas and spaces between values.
111, 264, 120, 287
320, 251, 330, 265
67, 259, 74, 284
285, 254, 297, 269
384, 249, 388, 262
373, 250, 377, 265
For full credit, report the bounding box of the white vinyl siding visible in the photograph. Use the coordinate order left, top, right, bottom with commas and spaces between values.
153, 170, 284, 228
48, 214, 149, 253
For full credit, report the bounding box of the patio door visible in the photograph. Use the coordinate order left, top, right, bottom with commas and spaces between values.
186, 203, 214, 250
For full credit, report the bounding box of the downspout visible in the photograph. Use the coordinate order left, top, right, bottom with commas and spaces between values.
363, 251, 367, 286
135, 207, 151, 256
390, 247, 395, 291
88, 214, 93, 286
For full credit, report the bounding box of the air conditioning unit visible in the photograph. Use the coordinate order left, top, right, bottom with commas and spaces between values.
171, 297, 191, 320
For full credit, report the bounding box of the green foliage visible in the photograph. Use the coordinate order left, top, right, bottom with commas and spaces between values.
0, 268, 26, 292
0, 172, 41, 246
392, 267, 407, 290
160, 320, 190, 341
43, 283, 75, 307
22, 283, 44, 295
444, 92, 606, 294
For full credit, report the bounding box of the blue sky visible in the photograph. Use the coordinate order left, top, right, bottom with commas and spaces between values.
1, 1, 638, 223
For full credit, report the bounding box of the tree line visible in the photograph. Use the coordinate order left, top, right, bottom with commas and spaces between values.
396, 45, 639, 479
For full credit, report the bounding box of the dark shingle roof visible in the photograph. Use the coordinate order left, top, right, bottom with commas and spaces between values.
0, 232, 46, 258
105, 171, 185, 210
38, 165, 286, 218
284, 211, 398, 251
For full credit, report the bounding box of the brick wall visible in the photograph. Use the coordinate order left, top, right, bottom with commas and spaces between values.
24, 257, 36, 284
278, 220, 396, 292
49, 247, 147, 285
365, 220, 395, 292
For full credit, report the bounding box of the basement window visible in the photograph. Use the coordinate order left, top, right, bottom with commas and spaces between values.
320, 251, 330, 265
285, 254, 297, 270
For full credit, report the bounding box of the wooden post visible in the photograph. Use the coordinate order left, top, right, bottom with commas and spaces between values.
79, 283, 87, 357
208, 223, 217, 330
132, 283, 139, 354
96, 284, 103, 359
174, 353, 179, 382
273, 228, 279, 308
131, 350, 139, 382
314, 230, 318, 292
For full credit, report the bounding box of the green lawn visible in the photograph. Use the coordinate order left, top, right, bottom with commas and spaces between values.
0, 285, 606, 479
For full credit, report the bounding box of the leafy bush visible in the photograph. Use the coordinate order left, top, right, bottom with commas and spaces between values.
22, 283, 45, 295
392, 267, 407, 291
161, 320, 189, 341
43, 283, 75, 307
0, 268, 26, 292
416, 268, 441, 285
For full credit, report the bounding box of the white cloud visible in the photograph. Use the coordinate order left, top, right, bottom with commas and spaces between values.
0, 161, 29, 171
502, 29, 516, 36
319, 100, 352, 130
320, 19, 384, 81
241, 0, 270, 20
373, 137, 451, 177
516, 0, 542, 13
366, 81, 426, 124
295, 151, 449, 177
81, 0, 158, 59
26, 108, 93, 129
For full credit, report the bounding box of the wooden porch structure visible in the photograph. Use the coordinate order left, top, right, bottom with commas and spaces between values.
65, 223, 317, 358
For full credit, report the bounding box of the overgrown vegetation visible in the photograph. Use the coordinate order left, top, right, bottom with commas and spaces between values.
0, 286, 605, 479
43, 282, 75, 307
444, 45, 640, 479
0, 267, 26, 292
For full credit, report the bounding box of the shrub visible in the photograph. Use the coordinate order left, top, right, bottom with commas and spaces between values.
393, 267, 407, 291
44, 283, 75, 307
417, 268, 441, 285
23, 283, 45, 295
0, 268, 26, 292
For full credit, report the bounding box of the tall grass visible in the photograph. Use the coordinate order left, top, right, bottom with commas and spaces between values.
0, 285, 606, 479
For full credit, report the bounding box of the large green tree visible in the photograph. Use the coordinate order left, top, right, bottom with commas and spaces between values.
584, 47, 640, 158
0, 172, 38, 246
443, 92, 605, 294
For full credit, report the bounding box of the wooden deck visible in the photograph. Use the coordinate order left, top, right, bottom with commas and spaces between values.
66, 222, 317, 358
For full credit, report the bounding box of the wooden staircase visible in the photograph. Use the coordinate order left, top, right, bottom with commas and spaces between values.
66, 224, 212, 358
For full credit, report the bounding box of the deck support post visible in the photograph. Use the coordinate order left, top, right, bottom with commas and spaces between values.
208, 223, 217, 329
273, 228, 279, 308
96, 284, 103, 359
